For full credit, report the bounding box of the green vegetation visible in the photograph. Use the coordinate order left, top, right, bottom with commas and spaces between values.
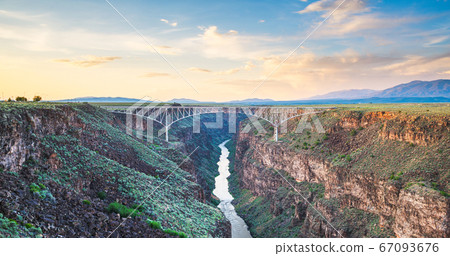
106, 202, 139, 218
29, 183, 41, 193
33, 96, 42, 102
131, 204, 144, 212
97, 191, 107, 200
389, 171, 404, 181
82, 200, 91, 205
147, 220, 162, 230
0, 214, 42, 238
163, 228, 188, 238
15, 96, 27, 102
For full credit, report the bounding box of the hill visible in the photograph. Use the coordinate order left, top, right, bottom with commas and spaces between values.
57, 97, 141, 103
372, 79, 450, 98
308, 89, 378, 100
308, 79, 450, 100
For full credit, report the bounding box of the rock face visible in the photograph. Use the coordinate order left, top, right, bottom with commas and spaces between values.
0, 104, 231, 238
232, 110, 449, 238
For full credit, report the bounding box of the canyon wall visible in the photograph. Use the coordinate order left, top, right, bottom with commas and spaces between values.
0, 104, 231, 237
232, 110, 449, 238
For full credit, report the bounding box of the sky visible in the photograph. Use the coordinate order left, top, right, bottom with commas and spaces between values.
0, 0, 449, 101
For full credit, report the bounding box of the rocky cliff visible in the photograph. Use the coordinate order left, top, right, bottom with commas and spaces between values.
231, 106, 449, 238
0, 103, 231, 238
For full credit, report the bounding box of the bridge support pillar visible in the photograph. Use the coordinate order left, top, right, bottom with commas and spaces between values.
274, 126, 278, 142
165, 125, 169, 142
165, 112, 170, 142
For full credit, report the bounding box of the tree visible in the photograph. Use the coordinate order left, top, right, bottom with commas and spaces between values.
33, 96, 42, 102
15, 96, 27, 102
7, 98, 12, 102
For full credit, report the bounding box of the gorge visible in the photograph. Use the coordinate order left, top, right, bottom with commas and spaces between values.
0, 103, 448, 238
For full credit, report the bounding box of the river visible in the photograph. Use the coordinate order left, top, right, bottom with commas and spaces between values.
212, 140, 252, 238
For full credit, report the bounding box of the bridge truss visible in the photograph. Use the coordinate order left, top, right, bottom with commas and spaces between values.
104, 106, 329, 142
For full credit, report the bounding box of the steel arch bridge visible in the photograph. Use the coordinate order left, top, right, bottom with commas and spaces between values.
104, 106, 330, 142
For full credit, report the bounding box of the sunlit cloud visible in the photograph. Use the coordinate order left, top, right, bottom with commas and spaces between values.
374, 54, 450, 76
141, 72, 172, 78
188, 61, 256, 76
188, 67, 212, 73
160, 18, 178, 27
183, 26, 282, 60
0, 9, 46, 21
424, 36, 449, 47
298, 0, 408, 37
53, 56, 121, 67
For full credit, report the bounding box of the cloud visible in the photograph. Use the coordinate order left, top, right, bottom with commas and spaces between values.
160, 18, 178, 27
188, 67, 212, 73
216, 68, 240, 75
141, 72, 171, 78
53, 55, 121, 67
424, 36, 449, 47
254, 48, 450, 98
0, 11, 182, 55
0, 9, 45, 21
297, 0, 369, 21
258, 20, 265, 23
297, 0, 407, 37
258, 49, 398, 95
374, 53, 450, 76
183, 26, 282, 60
188, 61, 255, 76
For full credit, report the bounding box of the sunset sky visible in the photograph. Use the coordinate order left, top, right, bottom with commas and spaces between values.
1, 0, 449, 101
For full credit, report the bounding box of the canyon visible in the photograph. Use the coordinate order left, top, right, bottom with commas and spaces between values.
0, 103, 448, 238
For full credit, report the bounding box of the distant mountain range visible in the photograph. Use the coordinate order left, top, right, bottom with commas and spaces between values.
372, 79, 450, 98
56, 79, 449, 104
307, 79, 450, 100
56, 97, 141, 103
307, 89, 378, 100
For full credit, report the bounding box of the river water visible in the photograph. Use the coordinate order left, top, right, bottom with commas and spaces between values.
212, 140, 252, 238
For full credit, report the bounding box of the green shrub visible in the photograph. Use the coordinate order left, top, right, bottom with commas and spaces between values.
29, 183, 41, 193
350, 129, 357, 136
323, 134, 329, 140
345, 155, 352, 162
439, 191, 449, 197
147, 220, 162, 230
106, 202, 138, 218
97, 191, 107, 200
164, 228, 187, 238
24, 223, 35, 229
0, 166, 3, 172
82, 200, 91, 205
15, 96, 27, 102
38, 183, 46, 190
131, 204, 144, 212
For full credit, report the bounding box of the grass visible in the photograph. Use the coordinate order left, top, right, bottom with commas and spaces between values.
147, 220, 162, 230
106, 202, 139, 218
163, 228, 188, 238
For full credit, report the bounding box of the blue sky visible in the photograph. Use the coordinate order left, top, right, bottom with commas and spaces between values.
0, 0, 449, 101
